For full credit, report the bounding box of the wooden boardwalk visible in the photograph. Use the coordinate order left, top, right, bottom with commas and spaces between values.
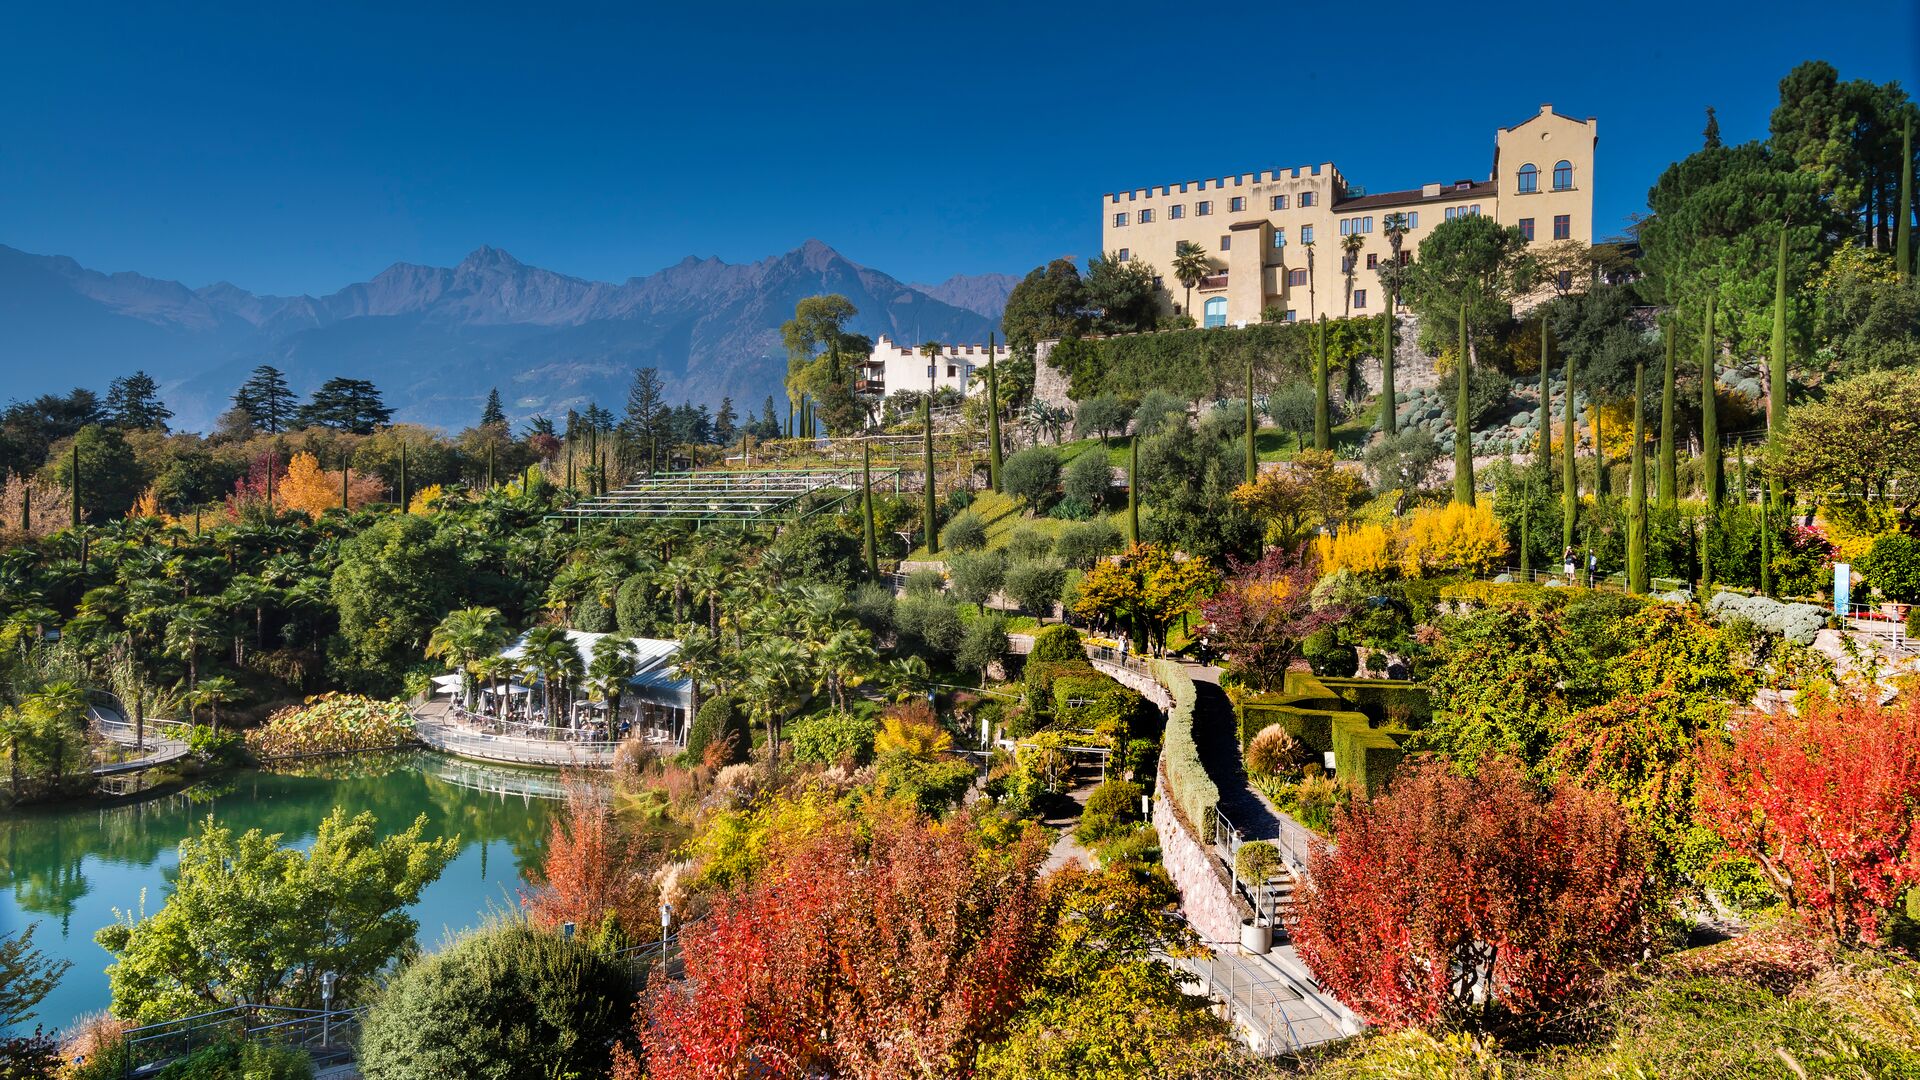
411, 701, 620, 769
87, 695, 190, 776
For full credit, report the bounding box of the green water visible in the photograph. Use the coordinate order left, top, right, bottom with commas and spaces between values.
0, 752, 559, 1035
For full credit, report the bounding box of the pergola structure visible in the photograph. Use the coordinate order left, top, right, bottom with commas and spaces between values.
550, 467, 900, 524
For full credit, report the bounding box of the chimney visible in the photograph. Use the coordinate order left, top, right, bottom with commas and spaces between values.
1540, 103, 1553, 115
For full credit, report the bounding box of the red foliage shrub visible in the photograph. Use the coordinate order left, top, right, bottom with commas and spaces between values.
1198, 548, 1346, 691
521, 781, 655, 938
1288, 758, 1653, 1029
1698, 695, 1920, 946
630, 805, 1050, 1079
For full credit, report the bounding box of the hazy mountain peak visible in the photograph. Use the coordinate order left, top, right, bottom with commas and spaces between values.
456, 245, 525, 272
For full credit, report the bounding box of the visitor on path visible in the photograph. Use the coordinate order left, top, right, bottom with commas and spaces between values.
1562, 546, 1577, 578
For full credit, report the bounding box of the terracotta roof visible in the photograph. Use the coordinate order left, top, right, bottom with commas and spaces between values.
1333, 179, 1496, 212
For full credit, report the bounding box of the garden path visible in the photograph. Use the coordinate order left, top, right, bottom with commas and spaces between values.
1185, 664, 1283, 843
1040, 781, 1097, 874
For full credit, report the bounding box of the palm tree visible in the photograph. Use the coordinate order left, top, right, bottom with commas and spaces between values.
426, 607, 509, 709
196, 675, 241, 736
586, 635, 639, 731
1026, 401, 1069, 446
744, 637, 808, 761
1171, 243, 1212, 319
1341, 233, 1365, 317
918, 340, 945, 396
691, 563, 731, 633
815, 628, 877, 711
163, 602, 218, 690
662, 558, 698, 625
470, 653, 520, 719
521, 626, 584, 728
884, 655, 932, 702
668, 623, 727, 732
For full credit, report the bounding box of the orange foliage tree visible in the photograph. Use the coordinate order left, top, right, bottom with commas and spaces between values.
278, 451, 383, 516
623, 804, 1049, 1079
1699, 694, 1920, 946
521, 782, 656, 939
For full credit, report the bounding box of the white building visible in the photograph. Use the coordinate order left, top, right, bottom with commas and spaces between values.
860, 335, 1011, 398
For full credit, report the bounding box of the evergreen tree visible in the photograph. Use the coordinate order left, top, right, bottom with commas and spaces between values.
480, 388, 506, 428
714, 397, 738, 446
1244, 359, 1257, 484
862, 441, 878, 578
986, 333, 1004, 492
232, 364, 295, 433
1562, 338, 1577, 550
295, 377, 392, 434
759, 396, 780, 440
1128, 438, 1140, 545
1701, 295, 1722, 509
1702, 105, 1722, 148
1535, 319, 1552, 474
1900, 116, 1914, 280
1313, 317, 1330, 451
623, 367, 670, 451
580, 404, 617, 433
921, 396, 937, 555
1379, 311, 1397, 435
104, 370, 173, 431
1769, 229, 1791, 506
1658, 323, 1677, 508
1628, 360, 1648, 594
524, 414, 556, 439
1453, 301, 1473, 506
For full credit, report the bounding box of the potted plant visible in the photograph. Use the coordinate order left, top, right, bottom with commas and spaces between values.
1235, 840, 1282, 955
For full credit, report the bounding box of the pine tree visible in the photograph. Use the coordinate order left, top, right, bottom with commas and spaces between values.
296, 378, 392, 434
1658, 323, 1677, 508
1313, 317, 1331, 451
1535, 319, 1552, 475
1379, 311, 1397, 435
1899, 116, 1913, 281
1769, 229, 1790, 506
715, 397, 738, 447
921, 396, 937, 555
105, 371, 173, 431
623, 368, 669, 451
232, 365, 295, 433
1702, 105, 1722, 148
1453, 302, 1473, 506
1628, 360, 1648, 594
760, 396, 779, 439
481, 388, 506, 428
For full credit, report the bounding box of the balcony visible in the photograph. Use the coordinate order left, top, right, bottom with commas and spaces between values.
1197, 273, 1229, 291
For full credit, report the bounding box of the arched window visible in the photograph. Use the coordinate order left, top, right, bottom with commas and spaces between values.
1203, 297, 1228, 328
1552, 160, 1573, 190
1517, 163, 1538, 193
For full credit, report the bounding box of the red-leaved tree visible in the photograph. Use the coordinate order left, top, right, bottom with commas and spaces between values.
1699, 694, 1920, 946
1288, 758, 1652, 1029
1198, 548, 1346, 690
521, 781, 656, 939
622, 805, 1049, 1079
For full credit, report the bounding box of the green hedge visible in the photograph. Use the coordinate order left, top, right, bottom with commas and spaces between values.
1316, 676, 1434, 727
1235, 672, 1424, 794
1049, 317, 1376, 401
1154, 659, 1217, 832
1051, 671, 1144, 741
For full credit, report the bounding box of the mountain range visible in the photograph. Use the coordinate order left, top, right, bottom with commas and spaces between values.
0, 240, 1013, 431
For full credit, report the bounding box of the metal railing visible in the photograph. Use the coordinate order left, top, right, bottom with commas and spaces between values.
1183, 951, 1309, 1054
115, 1004, 364, 1077
413, 717, 620, 768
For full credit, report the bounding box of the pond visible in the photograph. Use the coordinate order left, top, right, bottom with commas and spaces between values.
0, 752, 562, 1036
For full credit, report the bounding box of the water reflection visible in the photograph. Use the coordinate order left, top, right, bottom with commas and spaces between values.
0, 753, 561, 1034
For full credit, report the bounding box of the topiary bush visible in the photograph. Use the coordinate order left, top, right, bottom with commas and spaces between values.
1234, 839, 1281, 885
357, 922, 631, 1080
571, 592, 613, 633
1302, 628, 1358, 677
1030, 624, 1086, 664
686, 695, 747, 763
1075, 778, 1145, 844
787, 710, 877, 766
940, 511, 989, 553
1867, 533, 1920, 604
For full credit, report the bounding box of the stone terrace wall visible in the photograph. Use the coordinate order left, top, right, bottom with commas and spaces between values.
1153, 759, 1242, 945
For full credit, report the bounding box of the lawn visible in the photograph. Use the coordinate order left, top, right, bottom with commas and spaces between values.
908, 488, 1129, 561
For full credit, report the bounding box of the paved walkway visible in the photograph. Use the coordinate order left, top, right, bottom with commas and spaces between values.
411, 701, 620, 769
1185, 664, 1283, 843
1041, 782, 1098, 874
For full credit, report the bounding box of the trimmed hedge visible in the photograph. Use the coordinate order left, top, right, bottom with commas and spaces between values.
1236, 672, 1425, 794
1154, 659, 1217, 832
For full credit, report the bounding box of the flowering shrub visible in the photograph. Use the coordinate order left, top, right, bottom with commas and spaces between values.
244, 693, 416, 759
1397, 502, 1509, 578
1312, 523, 1395, 577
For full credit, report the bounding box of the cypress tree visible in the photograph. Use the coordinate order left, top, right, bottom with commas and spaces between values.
1593, 407, 1607, 498
786, 396, 794, 440
1701, 294, 1722, 509
1628, 360, 1648, 594
566, 444, 574, 491
1128, 438, 1140, 546
1536, 319, 1552, 475
1899, 116, 1913, 281
1313, 317, 1330, 451
1769, 228, 1790, 506
1244, 359, 1257, 484
1760, 495, 1773, 596
922, 395, 937, 555
20, 480, 28, 533
862, 440, 878, 578
986, 333, 1004, 492
588, 428, 598, 496
1452, 301, 1474, 506
1735, 442, 1748, 505
70, 442, 80, 530
1520, 484, 1532, 576
486, 442, 495, 489
1658, 323, 1677, 508
341, 453, 350, 509
1562, 336, 1577, 550
1379, 311, 1397, 435
398, 439, 409, 510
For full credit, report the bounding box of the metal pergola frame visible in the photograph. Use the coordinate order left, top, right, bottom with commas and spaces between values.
549, 467, 902, 524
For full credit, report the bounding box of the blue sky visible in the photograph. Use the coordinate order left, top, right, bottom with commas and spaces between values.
0, 0, 1913, 297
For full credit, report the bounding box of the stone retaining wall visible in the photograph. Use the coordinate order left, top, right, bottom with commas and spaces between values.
1153, 758, 1242, 945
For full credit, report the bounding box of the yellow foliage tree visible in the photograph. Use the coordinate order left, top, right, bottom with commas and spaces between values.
127, 486, 163, 520
279, 451, 383, 516
1396, 502, 1508, 578
1313, 523, 1396, 577
407, 484, 446, 515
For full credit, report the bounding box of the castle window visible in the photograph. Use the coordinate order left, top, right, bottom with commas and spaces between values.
1553, 160, 1573, 190
1117, 248, 1129, 261
1406, 212, 1418, 229
1196, 201, 1213, 216
1138, 208, 1154, 223
1203, 297, 1228, 328
1517, 163, 1539, 193
1518, 218, 1535, 241
1287, 268, 1308, 287
1283, 309, 1297, 322
1271, 194, 1288, 210
1553, 214, 1571, 240
1230, 196, 1246, 212
1354, 289, 1368, 309
1299, 191, 1317, 207
1272, 228, 1286, 247
1220, 235, 1231, 251
1365, 253, 1378, 269
1556, 270, 1574, 291
1300, 225, 1314, 243
1113, 212, 1128, 227
1169, 204, 1185, 219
